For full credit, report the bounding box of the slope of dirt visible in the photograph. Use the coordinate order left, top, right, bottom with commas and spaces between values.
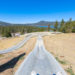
0, 35, 25, 50
0, 37, 37, 75
43, 33, 75, 75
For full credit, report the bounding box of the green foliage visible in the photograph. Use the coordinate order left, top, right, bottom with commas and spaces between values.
54, 21, 58, 31
54, 18, 75, 33
55, 57, 67, 64
59, 19, 65, 32
0, 18, 75, 35
72, 21, 75, 33
0, 25, 46, 37
66, 68, 75, 75
1, 27, 12, 37
2, 31, 11, 37
64, 18, 73, 33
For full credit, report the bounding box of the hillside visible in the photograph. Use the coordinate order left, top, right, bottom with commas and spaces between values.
0, 21, 12, 26
0, 21, 60, 26
30, 21, 60, 26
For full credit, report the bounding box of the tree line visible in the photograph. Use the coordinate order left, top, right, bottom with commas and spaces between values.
48, 18, 75, 33
0, 25, 46, 37
0, 18, 75, 37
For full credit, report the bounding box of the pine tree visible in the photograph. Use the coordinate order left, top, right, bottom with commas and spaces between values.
64, 18, 73, 33
54, 21, 58, 31
60, 19, 65, 32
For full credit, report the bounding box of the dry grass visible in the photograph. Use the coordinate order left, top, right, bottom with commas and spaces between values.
43, 33, 75, 75
0, 35, 25, 50
0, 37, 37, 75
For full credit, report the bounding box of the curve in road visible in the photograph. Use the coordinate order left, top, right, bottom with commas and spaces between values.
0, 34, 33, 54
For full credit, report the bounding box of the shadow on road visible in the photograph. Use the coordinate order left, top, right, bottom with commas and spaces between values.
0, 53, 25, 72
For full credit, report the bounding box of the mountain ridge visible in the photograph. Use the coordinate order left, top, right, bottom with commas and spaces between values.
0, 21, 60, 26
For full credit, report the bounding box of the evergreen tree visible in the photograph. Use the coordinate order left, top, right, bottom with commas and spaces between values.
60, 19, 65, 32
72, 21, 75, 32
54, 21, 58, 31
64, 18, 73, 33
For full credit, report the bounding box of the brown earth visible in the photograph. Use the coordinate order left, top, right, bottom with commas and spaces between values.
0, 35, 25, 50
0, 37, 37, 75
43, 33, 75, 75
0, 33, 75, 75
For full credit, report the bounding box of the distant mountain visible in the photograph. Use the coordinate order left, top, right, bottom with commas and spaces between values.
26, 21, 60, 26
31, 21, 59, 26
0, 21, 12, 26
0, 21, 60, 26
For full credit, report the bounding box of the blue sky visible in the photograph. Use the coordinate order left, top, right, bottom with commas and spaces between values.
0, 0, 75, 23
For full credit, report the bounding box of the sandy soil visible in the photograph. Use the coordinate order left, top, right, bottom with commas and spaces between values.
0, 37, 37, 75
0, 35, 25, 50
43, 33, 75, 75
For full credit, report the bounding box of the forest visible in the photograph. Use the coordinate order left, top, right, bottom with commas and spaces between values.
0, 18, 75, 37
0, 25, 46, 37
